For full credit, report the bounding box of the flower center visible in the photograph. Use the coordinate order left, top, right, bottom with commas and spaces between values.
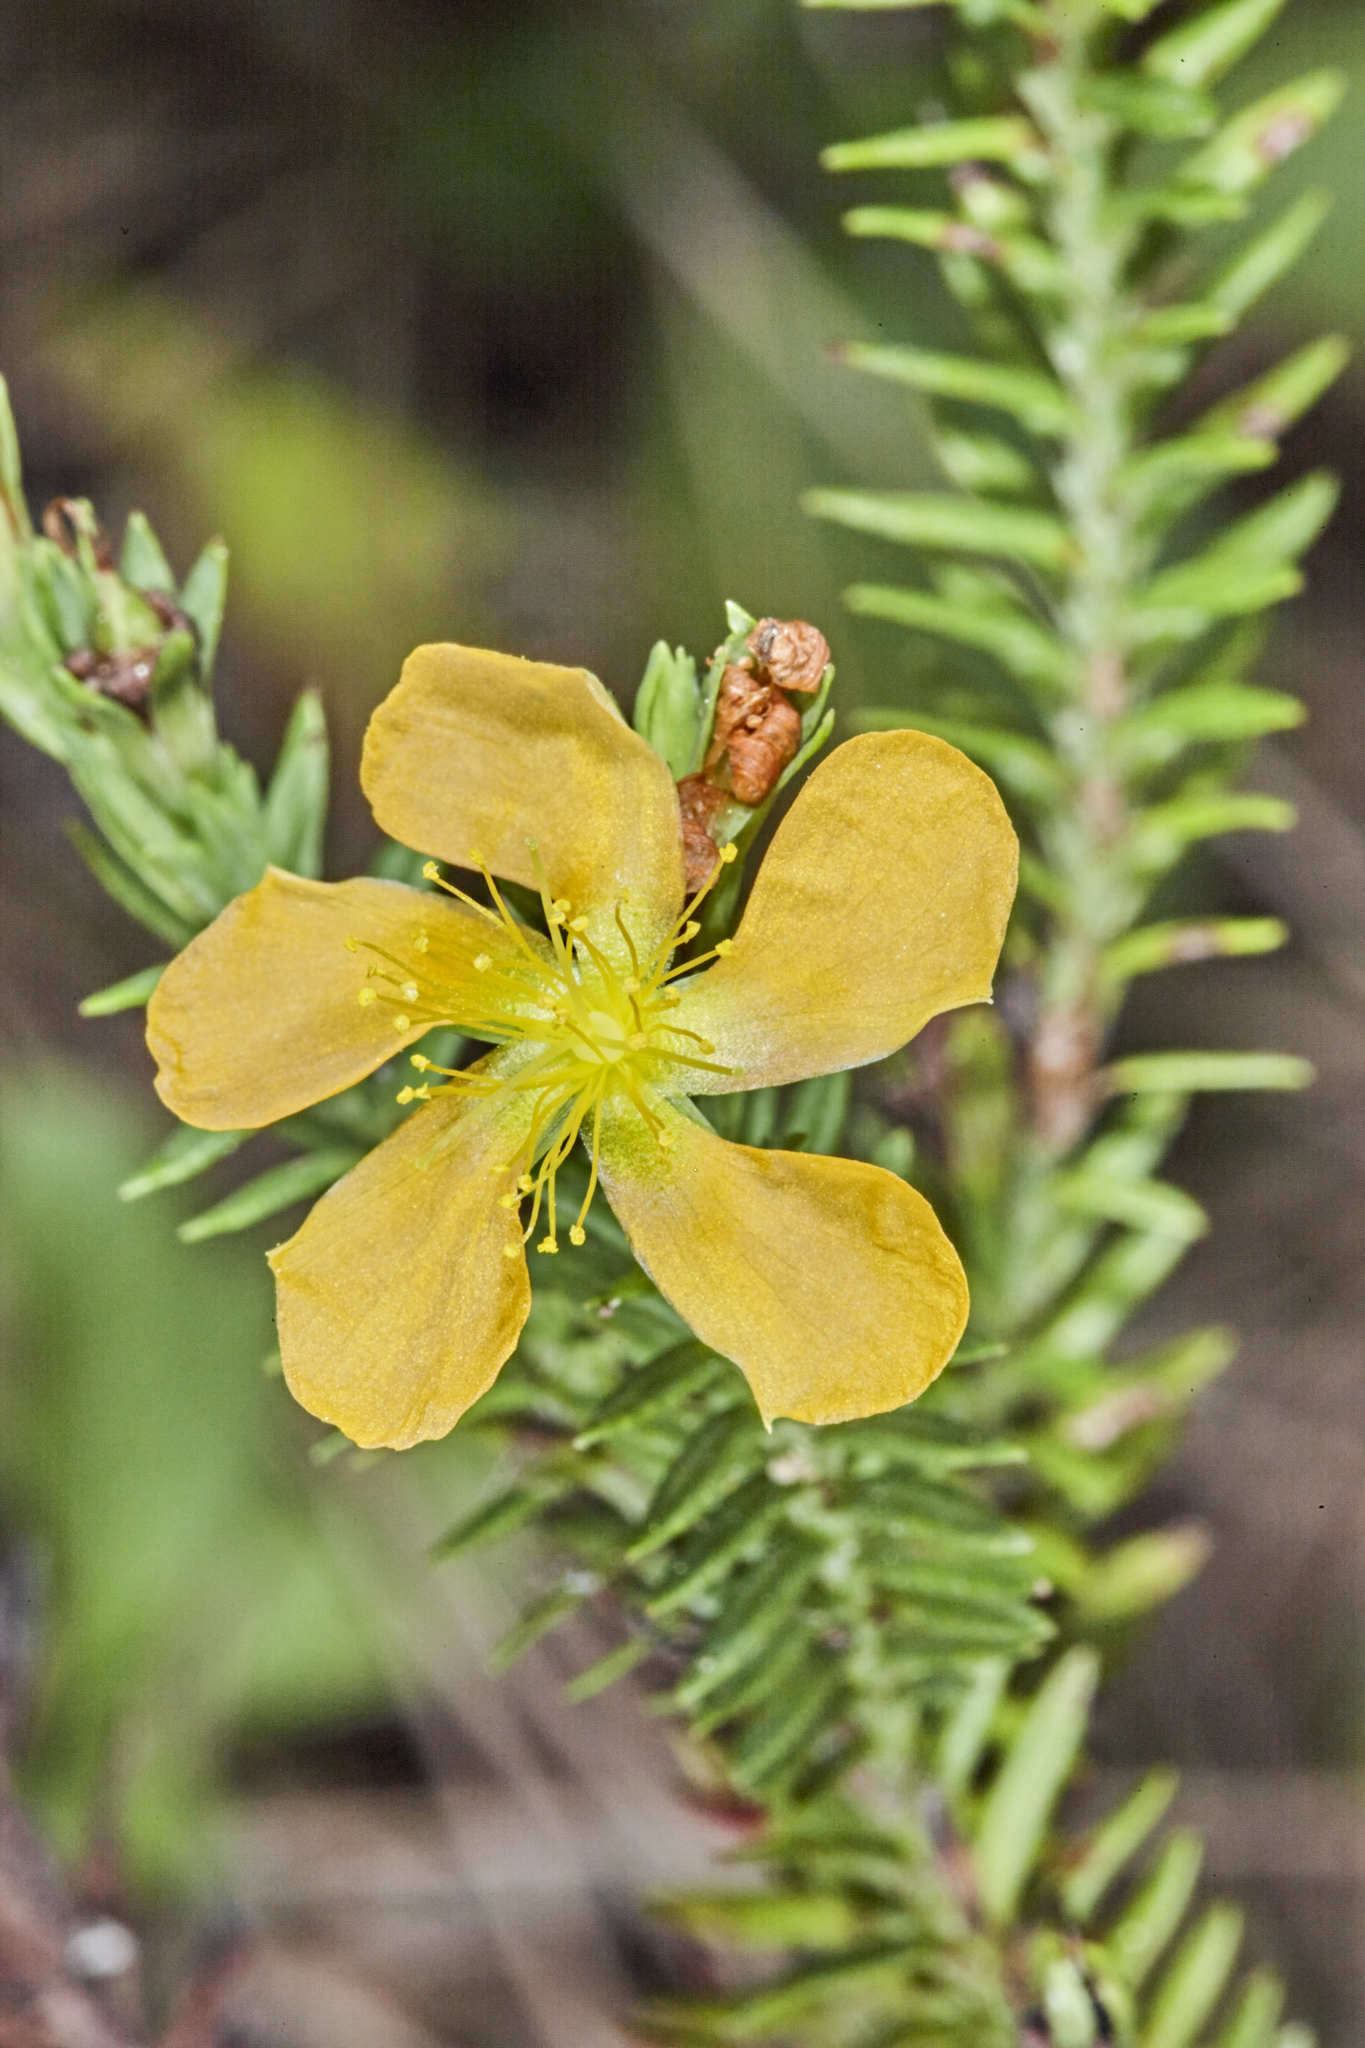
347, 844, 736, 1255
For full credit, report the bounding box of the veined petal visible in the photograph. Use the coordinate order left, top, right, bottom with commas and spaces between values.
597, 1095, 967, 1426
361, 644, 685, 958
148, 868, 546, 1130
669, 730, 1017, 1092
269, 1063, 533, 1450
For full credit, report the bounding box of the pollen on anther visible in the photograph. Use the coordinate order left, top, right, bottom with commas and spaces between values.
358, 988, 377, 1007
401, 981, 420, 1002
715, 937, 735, 956
474, 953, 492, 972
569, 1224, 586, 1247
538, 1236, 559, 1254
500, 1241, 520, 1260
422, 861, 441, 881
720, 843, 738, 864
413, 931, 430, 954
517, 1174, 535, 1195
396, 1086, 415, 1105
411, 1053, 430, 1071
393, 1013, 411, 1032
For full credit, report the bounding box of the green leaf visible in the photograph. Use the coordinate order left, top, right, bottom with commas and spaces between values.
1214, 1969, 1285, 2048
489, 1585, 590, 1673
178, 537, 229, 684
1144, 1904, 1245, 2048
627, 1406, 760, 1561
1116, 679, 1304, 769
118, 510, 175, 593
1120, 432, 1275, 515
1202, 335, 1350, 440
645, 1475, 786, 1618
1052, 1172, 1208, 1241
805, 488, 1071, 569
118, 1123, 248, 1202
563, 1636, 650, 1703
0, 374, 32, 542
66, 822, 195, 949
78, 962, 166, 1017
1143, 0, 1287, 88
432, 1484, 561, 1562
1109, 1830, 1205, 1987
729, 1654, 844, 1790
1105, 1051, 1313, 1095
1083, 72, 1216, 140
1074, 1524, 1212, 1624
848, 584, 1071, 691
975, 1648, 1100, 1926
652, 1887, 860, 1951
264, 689, 330, 878
831, 344, 1072, 434
574, 1338, 720, 1448
177, 1146, 359, 1242
1177, 71, 1346, 198
822, 115, 1040, 172
1102, 917, 1288, 983
1061, 1768, 1180, 1925
1205, 189, 1333, 325
930, 427, 1037, 498
1130, 789, 1296, 872
673, 1540, 822, 1709
936, 1656, 1009, 1803
633, 639, 702, 780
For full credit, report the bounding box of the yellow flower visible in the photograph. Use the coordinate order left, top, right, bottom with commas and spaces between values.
147, 644, 1017, 1450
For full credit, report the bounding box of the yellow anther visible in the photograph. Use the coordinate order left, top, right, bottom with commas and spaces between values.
396, 1086, 415, 1105
393, 1014, 411, 1032
401, 981, 419, 1002
411, 1053, 430, 1071
569, 1224, 586, 1247
474, 953, 492, 972
538, 1236, 559, 1255
517, 1175, 535, 1195
344, 935, 360, 953
422, 860, 441, 881
715, 937, 734, 956
501, 1241, 520, 1260
681, 921, 700, 942
720, 843, 738, 863
413, 930, 430, 953
568, 916, 587, 934
498, 1192, 520, 1210
358, 988, 377, 1007
658, 1128, 675, 1150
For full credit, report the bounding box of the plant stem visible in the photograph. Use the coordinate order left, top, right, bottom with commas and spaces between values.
1020, 13, 1140, 1154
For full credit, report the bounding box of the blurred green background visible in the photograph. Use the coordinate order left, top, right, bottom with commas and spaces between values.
0, 2, 1361, 2041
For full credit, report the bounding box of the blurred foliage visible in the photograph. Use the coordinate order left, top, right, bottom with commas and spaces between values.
0, 1068, 387, 1892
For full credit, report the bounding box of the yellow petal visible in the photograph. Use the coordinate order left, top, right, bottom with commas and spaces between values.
669, 730, 1017, 1092
597, 1095, 968, 1426
147, 867, 540, 1130
269, 1068, 533, 1449
361, 643, 685, 958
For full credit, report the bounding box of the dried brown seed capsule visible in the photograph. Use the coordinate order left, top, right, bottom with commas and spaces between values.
746, 617, 830, 695
725, 691, 802, 806
65, 647, 157, 714
676, 772, 728, 895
